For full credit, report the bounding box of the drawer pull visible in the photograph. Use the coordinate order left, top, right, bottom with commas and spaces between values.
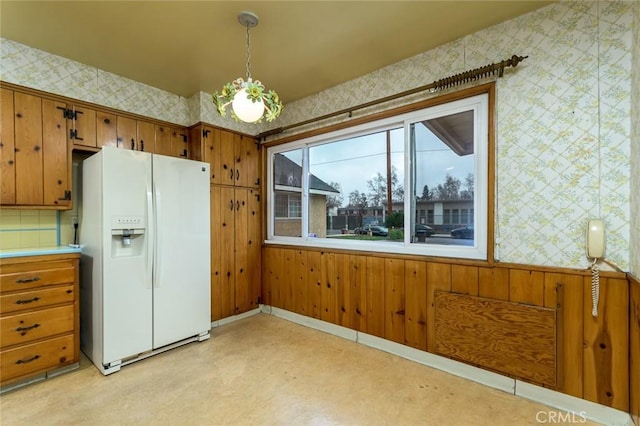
16, 355, 40, 365
16, 323, 40, 333
16, 297, 41, 305
15, 276, 41, 284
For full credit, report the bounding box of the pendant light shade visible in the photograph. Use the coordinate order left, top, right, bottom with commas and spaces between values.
213, 12, 283, 123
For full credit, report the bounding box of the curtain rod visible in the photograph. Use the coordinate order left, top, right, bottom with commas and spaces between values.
257, 54, 527, 141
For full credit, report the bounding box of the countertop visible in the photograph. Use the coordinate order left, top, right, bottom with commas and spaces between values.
0, 245, 82, 259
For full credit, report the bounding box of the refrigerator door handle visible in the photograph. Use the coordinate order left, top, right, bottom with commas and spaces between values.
146, 183, 154, 289
153, 184, 161, 288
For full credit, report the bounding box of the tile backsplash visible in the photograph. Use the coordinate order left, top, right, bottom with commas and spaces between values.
0, 209, 58, 249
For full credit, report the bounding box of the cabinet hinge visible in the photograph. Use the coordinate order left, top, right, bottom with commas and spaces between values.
58, 107, 76, 120
69, 129, 78, 139
203, 129, 211, 138
180, 133, 188, 143
254, 193, 260, 202
57, 190, 71, 201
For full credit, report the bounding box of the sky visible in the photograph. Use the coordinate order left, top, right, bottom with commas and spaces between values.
281, 122, 474, 206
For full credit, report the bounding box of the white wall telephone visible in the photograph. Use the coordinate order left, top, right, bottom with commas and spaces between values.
586, 219, 605, 317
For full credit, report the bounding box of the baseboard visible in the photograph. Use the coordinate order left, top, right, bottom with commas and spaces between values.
261, 305, 633, 426
211, 307, 262, 328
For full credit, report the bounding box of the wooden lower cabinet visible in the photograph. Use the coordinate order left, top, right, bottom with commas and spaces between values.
210, 185, 261, 321
0, 253, 80, 387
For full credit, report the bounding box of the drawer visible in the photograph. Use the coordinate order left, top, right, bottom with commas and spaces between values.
1, 334, 75, 383
1, 305, 74, 348
1, 265, 75, 293
0, 284, 75, 314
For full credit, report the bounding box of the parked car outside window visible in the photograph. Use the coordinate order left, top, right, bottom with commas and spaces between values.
355, 225, 389, 236
450, 226, 474, 239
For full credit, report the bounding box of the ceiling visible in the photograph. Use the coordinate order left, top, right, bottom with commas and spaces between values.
0, 1, 553, 104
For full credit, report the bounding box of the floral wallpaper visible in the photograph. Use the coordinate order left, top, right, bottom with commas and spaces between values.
0, 1, 635, 271
263, 0, 635, 272
631, 0, 640, 278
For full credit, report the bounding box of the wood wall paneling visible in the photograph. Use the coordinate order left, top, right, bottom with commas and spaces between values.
509, 269, 544, 306
335, 254, 352, 329
321, 252, 337, 324
426, 262, 451, 351
349, 255, 367, 333
294, 250, 308, 316
630, 275, 640, 425
219, 187, 235, 318
307, 251, 322, 319
234, 189, 249, 314
384, 258, 405, 344
261, 247, 631, 411
365, 256, 385, 338
582, 277, 629, 411
404, 260, 427, 351
478, 267, 509, 300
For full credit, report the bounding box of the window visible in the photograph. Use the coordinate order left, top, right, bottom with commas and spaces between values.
267, 91, 489, 260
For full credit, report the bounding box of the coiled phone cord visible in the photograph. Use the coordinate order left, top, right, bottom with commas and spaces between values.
591, 258, 599, 317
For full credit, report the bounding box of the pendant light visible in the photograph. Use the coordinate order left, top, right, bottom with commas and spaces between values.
213, 11, 283, 123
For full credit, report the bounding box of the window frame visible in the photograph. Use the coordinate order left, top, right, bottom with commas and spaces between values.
266, 88, 492, 261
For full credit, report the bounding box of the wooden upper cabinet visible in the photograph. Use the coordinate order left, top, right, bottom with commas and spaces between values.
235, 134, 260, 188
96, 111, 117, 148
192, 125, 259, 188
1, 88, 16, 204
67, 105, 96, 148
155, 125, 172, 156
137, 121, 155, 153
116, 116, 136, 151
14, 92, 44, 205
171, 128, 188, 158
42, 99, 70, 207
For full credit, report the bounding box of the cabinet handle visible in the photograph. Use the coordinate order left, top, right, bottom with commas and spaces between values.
236, 200, 240, 211
140, 140, 144, 151
15, 276, 40, 284
230, 200, 234, 211
16, 355, 40, 365
230, 168, 234, 180
236, 169, 240, 180
16, 323, 40, 332
16, 297, 40, 305
131, 139, 135, 150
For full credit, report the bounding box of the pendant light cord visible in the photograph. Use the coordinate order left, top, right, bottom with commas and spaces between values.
245, 24, 252, 81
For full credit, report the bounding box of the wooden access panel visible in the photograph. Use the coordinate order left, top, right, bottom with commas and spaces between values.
246, 188, 261, 312
116, 116, 136, 150
210, 186, 222, 320
137, 121, 155, 153
434, 291, 557, 386
96, 111, 117, 148
155, 125, 173, 156
171, 128, 188, 158
219, 186, 235, 319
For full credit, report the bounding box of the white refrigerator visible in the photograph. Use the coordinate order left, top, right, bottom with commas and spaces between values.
80, 146, 210, 375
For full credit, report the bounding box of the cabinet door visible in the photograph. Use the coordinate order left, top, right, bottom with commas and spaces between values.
137, 121, 155, 153
235, 188, 261, 313
116, 116, 136, 150
155, 125, 172, 156
210, 185, 222, 321
42, 99, 70, 207
69, 106, 96, 148
14, 92, 43, 205
235, 135, 260, 188
0, 89, 16, 204
219, 130, 235, 186
96, 111, 117, 148
171, 128, 188, 158
202, 127, 222, 184
210, 186, 236, 320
